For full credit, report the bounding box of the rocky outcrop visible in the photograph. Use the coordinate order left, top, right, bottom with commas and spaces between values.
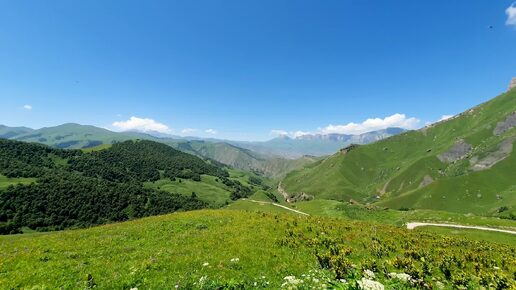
494, 112, 516, 136
470, 137, 515, 171
437, 140, 472, 163
340, 144, 360, 155
509, 77, 516, 91
418, 175, 434, 188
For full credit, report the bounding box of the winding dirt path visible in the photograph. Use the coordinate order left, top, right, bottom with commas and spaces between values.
242, 198, 310, 216
406, 222, 516, 235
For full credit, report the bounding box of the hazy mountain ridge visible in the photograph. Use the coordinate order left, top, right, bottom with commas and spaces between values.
230, 128, 406, 158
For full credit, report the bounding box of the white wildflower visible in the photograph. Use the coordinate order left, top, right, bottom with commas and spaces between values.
388, 272, 411, 282
357, 278, 384, 290
281, 275, 303, 288
202, 262, 209, 267
363, 269, 375, 279
230, 257, 240, 263
435, 281, 445, 289
130, 288, 138, 290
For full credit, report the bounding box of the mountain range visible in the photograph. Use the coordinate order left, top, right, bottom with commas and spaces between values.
0, 123, 403, 178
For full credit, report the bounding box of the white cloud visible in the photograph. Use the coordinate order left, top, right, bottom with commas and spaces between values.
506, 3, 516, 26
293, 130, 310, 138
181, 128, 198, 135
112, 116, 172, 133
319, 113, 420, 135
205, 129, 218, 135
23, 105, 32, 110
438, 115, 453, 122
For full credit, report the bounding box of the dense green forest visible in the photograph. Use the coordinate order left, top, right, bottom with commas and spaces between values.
0, 139, 252, 234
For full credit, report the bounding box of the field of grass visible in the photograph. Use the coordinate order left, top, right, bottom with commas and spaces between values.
413, 226, 516, 245
294, 199, 516, 230
144, 168, 277, 208
145, 176, 233, 207
226, 199, 295, 214
0, 175, 36, 190
1, 210, 514, 289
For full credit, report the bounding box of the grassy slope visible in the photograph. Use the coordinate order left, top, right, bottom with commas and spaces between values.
144, 168, 277, 207
283, 89, 516, 215
145, 176, 233, 207
0, 175, 36, 190
1, 210, 514, 289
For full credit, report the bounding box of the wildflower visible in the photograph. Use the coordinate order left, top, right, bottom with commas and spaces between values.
281, 275, 303, 289
364, 269, 375, 279
388, 272, 411, 283
202, 262, 209, 267
130, 288, 138, 290
435, 281, 444, 289
357, 278, 384, 290
230, 258, 240, 263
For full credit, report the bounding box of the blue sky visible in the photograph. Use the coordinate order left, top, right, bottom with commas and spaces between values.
1, 1, 516, 141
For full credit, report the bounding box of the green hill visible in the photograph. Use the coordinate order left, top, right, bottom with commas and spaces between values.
282, 88, 516, 216
1, 210, 514, 289
0, 139, 267, 233
10, 123, 147, 149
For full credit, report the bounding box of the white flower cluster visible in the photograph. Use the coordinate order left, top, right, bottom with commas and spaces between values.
281, 276, 303, 289
230, 257, 240, 263
363, 269, 375, 279
357, 278, 385, 290
388, 272, 412, 283
280, 270, 334, 289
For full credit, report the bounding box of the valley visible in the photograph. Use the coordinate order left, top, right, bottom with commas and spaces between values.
2, 2, 516, 287
1, 87, 516, 288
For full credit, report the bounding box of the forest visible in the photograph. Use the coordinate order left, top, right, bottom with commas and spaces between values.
0, 139, 247, 234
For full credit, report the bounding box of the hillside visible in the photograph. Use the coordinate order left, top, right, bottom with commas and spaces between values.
5, 123, 137, 149
1, 210, 514, 289
0, 139, 263, 233
168, 140, 318, 178
282, 88, 516, 216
